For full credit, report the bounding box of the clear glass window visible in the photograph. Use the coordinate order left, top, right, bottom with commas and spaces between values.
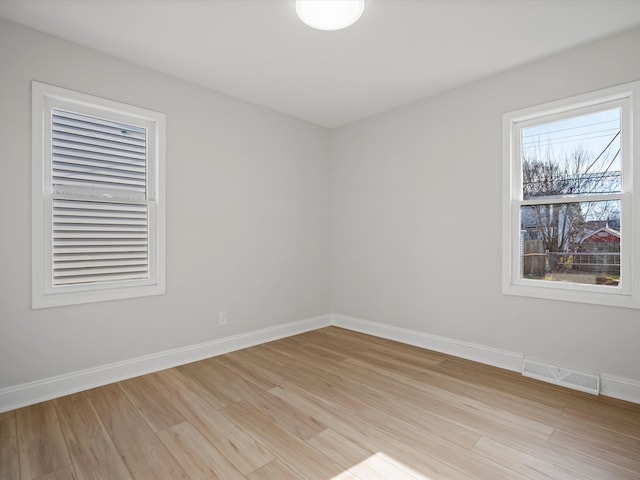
503, 81, 640, 308
518, 109, 621, 288
521, 109, 621, 199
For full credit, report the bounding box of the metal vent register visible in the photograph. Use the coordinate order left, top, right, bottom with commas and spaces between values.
522, 358, 600, 395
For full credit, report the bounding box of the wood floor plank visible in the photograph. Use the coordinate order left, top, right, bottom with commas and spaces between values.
176, 360, 247, 408
16, 402, 71, 479
232, 342, 295, 368
88, 384, 189, 480
242, 385, 326, 441
213, 352, 278, 391
291, 359, 481, 448
348, 452, 432, 480
0, 414, 20, 480
310, 328, 444, 367
485, 426, 639, 479
283, 377, 532, 480
548, 428, 640, 474
280, 353, 538, 455
471, 436, 590, 480
263, 333, 316, 352
34, 466, 77, 480
307, 428, 427, 480
118, 375, 185, 432
307, 427, 373, 470
222, 400, 344, 480
294, 326, 395, 354
4, 327, 640, 480
246, 460, 304, 480
432, 357, 571, 409
154, 364, 229, 410
150, 369, 274, 475
562, 401, 640, 436
200, 357, 268, 399
340, 356, 556, 441
157, 422, 245, 480
347, 344, 567, 420
269, 383, 477, 480
55, 396, 133, 480
221, 345, 297, 387
551, 411, 640, 457
0, 410, 16, 422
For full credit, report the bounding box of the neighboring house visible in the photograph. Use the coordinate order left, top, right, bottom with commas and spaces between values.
575, 226, 621, 276
521, 225, 621, 278
580, 226, 621, 251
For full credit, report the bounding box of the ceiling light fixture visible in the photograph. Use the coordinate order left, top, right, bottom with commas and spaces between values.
296, 0, 365, 31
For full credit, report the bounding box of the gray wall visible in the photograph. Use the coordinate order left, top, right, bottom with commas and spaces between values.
331, 27, 640, 381
2, 16, 639, 394
0, 18, 331, 389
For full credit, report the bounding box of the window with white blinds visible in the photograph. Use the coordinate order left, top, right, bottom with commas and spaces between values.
33, 82, 165, 308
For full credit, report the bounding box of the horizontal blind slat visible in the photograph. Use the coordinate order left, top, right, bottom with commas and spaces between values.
54, 252, 148, 261
53, 239, 148, 246
52, 156, 146, 174
53, 110, 146, 136
54, 272, 149, 285
54, 233, 148, 239
53, 129, 145, 152
53, 122, 146, 147
52, 198, 149, 286
53, 137, 145, 158
55, 259, 149, 270
54, 218, 148, 226
53, 200, 148, 212
54, 226, 148, 233
53, 162, 146, 179
52, 108, 147, 199
54, 246, 148, 254
52, 170, 146, 187
53, 140, 145, 162
53, 148, 146, 167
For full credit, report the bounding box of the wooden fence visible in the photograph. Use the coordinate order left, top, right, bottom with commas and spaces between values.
522, 240, 620, 277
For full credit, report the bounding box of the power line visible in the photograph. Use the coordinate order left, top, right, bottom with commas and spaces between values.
522, 118, 618, 139
522, 128, 619, 148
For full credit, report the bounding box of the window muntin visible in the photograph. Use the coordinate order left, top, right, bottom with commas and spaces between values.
33, 82, 165, 308
502, 81, 639, 308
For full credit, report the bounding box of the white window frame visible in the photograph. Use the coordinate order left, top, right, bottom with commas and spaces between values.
32, 81, 166, 308
502, 81, 640, 308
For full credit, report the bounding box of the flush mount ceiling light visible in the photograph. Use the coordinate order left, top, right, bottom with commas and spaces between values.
296, 0, 365, 31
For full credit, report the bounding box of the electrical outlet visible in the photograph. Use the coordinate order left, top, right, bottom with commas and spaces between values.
218, 311, 228, 326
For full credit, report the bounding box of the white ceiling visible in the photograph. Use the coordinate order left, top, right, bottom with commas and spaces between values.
2, 0, 640, 127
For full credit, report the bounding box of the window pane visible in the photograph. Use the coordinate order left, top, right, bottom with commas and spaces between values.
521, 109, 621, 199
52, 109, 147, 201
520, 200, 620, 286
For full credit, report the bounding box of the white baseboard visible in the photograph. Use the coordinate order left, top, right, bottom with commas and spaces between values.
600, 374, 640, 404
331, 314, 524, 373
3, 312, 639, 412
332, 314, 640, 405
0, 314, 331, 413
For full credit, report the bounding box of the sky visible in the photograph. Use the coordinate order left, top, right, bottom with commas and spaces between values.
521, 107, 621, 180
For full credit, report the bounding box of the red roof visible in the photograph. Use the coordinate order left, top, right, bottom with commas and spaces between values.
582, 227, 620, 243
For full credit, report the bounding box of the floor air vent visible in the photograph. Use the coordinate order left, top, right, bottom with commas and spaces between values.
522, 358, 600, 395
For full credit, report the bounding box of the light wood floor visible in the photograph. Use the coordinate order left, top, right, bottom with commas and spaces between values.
2, 327, 640, 480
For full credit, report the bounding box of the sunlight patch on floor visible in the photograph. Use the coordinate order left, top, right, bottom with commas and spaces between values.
332, 452, 433, 480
